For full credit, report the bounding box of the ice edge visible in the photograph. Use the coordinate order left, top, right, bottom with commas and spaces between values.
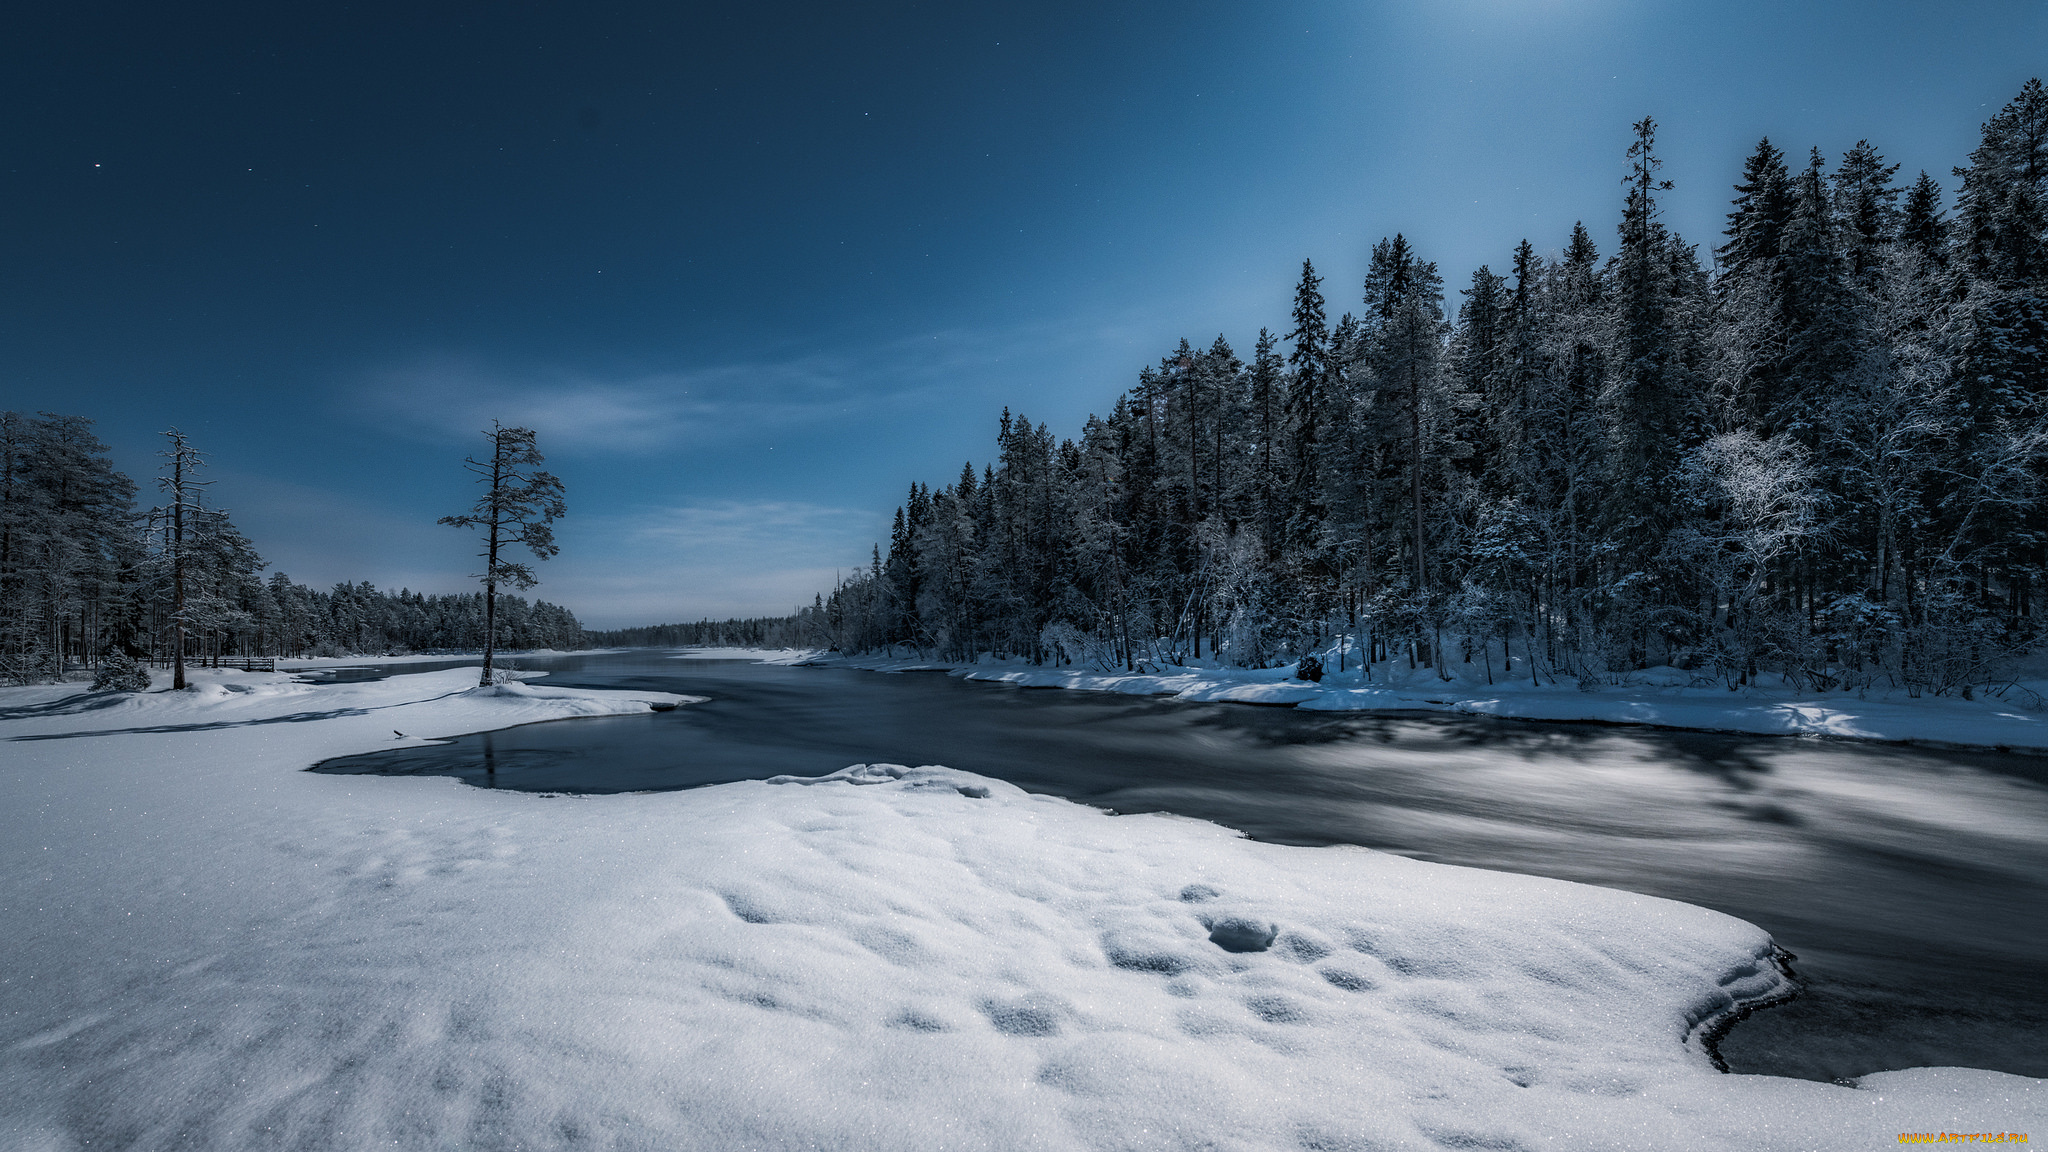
1686, 943, 1803, 1074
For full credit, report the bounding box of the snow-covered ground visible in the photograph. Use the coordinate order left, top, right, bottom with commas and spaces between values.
276, 647, 625, 670
668, 646, 816, 663
2, 668, 2039, 1149
757, 647, 2048, 753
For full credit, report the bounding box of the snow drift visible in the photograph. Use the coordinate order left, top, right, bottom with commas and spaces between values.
0, 668, 2039, 1150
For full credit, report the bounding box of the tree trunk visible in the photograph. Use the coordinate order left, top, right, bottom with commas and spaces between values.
480, 444, 504, 687
172, 455, 186, 691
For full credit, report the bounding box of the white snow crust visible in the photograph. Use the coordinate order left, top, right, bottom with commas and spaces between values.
1, 668, 2040, 1150
771, 648, 2048, 753
278, 647, 627, 670
668, 647, 816, 663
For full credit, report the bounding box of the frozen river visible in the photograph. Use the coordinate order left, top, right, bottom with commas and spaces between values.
311, 650, 2048, 1085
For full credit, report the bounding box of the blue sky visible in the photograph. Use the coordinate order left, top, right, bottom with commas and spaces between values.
4, 0, 2042, 627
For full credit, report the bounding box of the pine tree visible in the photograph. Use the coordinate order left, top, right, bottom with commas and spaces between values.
0, 414, 140, 681
439, 423, 567, 686
0, 413, 50, 681
151, 429, 212, 689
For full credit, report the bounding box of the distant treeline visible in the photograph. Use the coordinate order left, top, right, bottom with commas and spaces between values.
263, 580, 586, 658
0, 414, 588, 682
588, 616, 815, 649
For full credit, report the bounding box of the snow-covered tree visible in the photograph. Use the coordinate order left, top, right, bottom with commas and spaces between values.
813, 89, 2048, 697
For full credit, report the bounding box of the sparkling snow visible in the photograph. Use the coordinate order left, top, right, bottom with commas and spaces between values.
1, 667, 2039, 1150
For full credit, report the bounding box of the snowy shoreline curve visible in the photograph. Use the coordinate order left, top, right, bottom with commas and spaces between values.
708, 646, 2048, 755
1, 666, 2040, 1149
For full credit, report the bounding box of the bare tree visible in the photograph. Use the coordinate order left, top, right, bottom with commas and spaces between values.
439, 423, 566, 686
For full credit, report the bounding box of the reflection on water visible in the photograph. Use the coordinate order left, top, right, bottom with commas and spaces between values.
309, 650, 2048, 1084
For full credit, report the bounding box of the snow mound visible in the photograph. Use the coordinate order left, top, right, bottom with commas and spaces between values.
673, 646, 825, 664
1, 675, 2040, 1150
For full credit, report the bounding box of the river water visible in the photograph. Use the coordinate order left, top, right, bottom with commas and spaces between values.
309, 650, 2048, 1085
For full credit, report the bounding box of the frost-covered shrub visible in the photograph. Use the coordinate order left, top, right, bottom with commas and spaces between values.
91, 654, 152, 693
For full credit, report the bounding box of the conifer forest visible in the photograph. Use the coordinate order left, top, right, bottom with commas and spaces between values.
9, 84, 2048, 696
0, 419, 585, 682
818, 84, 2048, 696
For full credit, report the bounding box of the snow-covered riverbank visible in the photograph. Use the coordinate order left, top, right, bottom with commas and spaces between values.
276, 646, 628, 670
729, 647, 2048, 753
3, 665, 2040, 1148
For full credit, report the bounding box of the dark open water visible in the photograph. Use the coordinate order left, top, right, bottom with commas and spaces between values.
309, 650, 2048, 1085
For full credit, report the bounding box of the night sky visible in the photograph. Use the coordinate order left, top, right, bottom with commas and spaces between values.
5, 1, 2042, 627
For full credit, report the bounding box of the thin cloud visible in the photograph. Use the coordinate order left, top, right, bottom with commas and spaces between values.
184, 479, 877, 623
362, 354, 862, 451
356, 312, 1168, 454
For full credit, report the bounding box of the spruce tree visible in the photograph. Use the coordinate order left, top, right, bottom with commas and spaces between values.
1362, 234, 1447, 597
1453, 265, 1507, 484
1720, 138, 1793, 278
1951, 81, 2048, 611
1199, 334, 1241, 525
1246, 328, 1285, 551
1284, 259, 1332, 549
1832, 139, 1902, 281
1491, 240, 1548, 502
1954, 78, 2048, 290
1772, 147, 1860, 444
1900, 171, 1950, 267
1717, 139, 1796, 430
1604, 116, 1700, 639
